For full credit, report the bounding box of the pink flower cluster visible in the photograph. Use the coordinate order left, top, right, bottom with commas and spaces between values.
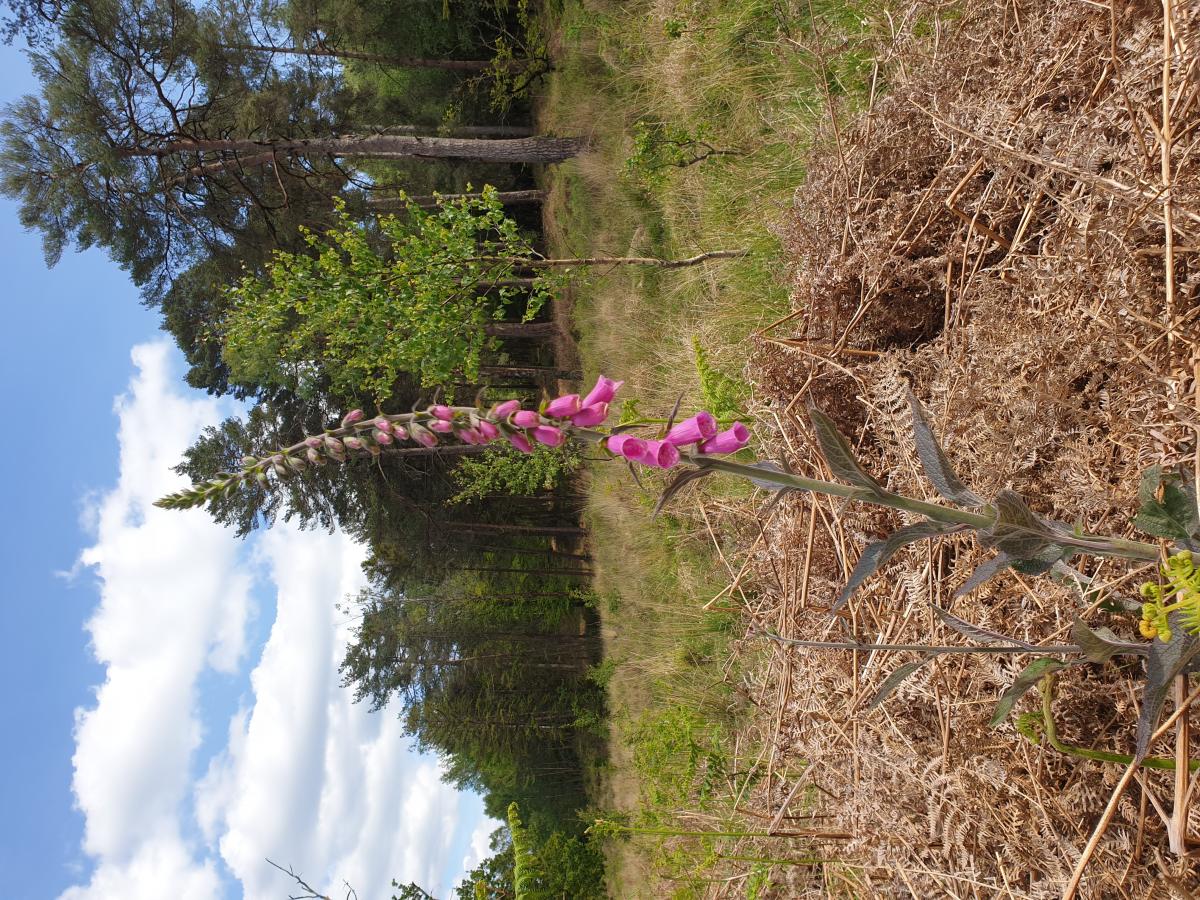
606, 413, 750, 469
332, 376, 748, 469
494, 375, 623, 453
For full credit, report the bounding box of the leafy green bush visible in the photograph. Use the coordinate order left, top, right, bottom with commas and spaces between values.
452, 441, 581, 503
221, 191, 551, 401
692, 337, 748, 420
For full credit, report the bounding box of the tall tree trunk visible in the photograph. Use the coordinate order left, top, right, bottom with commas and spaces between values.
221, 42, 501, 72
361, 126, 537, 138
440, 522, 587, 538
134, 134, 584, 165
483, 321, 558, 340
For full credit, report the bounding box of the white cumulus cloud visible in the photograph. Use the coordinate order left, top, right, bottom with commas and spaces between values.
62, 341, 496, 900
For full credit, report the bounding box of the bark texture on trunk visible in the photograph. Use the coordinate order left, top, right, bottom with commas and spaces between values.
134, 134, 584, 165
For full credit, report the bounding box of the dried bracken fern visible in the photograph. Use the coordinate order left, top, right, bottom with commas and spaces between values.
745, 0, 1200, 895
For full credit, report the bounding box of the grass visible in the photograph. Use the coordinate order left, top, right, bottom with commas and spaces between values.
533, 0, 885, 894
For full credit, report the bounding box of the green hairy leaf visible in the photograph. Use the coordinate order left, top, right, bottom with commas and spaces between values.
990, 658, 1074, 726
982, 490, 1062, 559
908, 394, 984, 508
954, 552, 1013, 598
807, 407, 887, 497
1070, 619, 1145, 664
933, 606, 1035, 649
978, 490, 1078, 576
654, 467, 717, 517
1133, 466, 1200, 549
867, 655, 939, 709
1136, 613, 1200, 761
833, 521, 958, 611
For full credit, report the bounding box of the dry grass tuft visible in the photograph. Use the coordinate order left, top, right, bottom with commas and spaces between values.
745, 0, 1200, 895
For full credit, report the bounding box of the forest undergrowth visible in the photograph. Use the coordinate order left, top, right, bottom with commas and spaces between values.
541, 0, 1200, 896
536, 0, 886, 894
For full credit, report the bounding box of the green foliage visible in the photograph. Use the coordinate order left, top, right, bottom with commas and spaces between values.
221, 190, 552, 401
630, 706, 728, 810
692, 337, 748, 420
624, 120, 734, 190
498, 806, 605, 900
508, 803, 539, 898
452, 441, 581, 503
486, 0, 552, 113
1134, 466, 1200, 549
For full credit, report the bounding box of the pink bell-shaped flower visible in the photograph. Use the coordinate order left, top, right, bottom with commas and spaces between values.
570, 403, 609, 428
606, 434, 647, 460
582, 376, 624, 407
638, 440, 681, 469
664, 412, 718, 446
532, 425, 565, 447
699, 423, 750, 454
544, 394, 582, 418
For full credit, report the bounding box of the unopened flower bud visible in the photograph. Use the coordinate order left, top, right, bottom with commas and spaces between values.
410, 424, 437, 448
323, 435, 344, 454
544, 394, 581, 418
429, 420, 455, 433
429, 404, 454, 421
459, 427, 485, 444
306, 447, 325, 466
477, 420, 501, 441
305, 436, 323, 449
491, 400, 521, 419
570, 403, 609, 428
509, 432, 533, 453
374, 428, 394, 445
344, 436, 364, 451
341, 409, 365, 428
532, 425, 565, 447
373, 417, 392, 434
512, 410, 541, 428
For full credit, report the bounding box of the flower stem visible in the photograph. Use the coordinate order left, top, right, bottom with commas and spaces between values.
685, 455, 1161, 562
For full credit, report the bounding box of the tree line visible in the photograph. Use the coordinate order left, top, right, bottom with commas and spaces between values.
3, 0, 605, 896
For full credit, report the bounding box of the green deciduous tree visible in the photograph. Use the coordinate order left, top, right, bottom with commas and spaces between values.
219, 190, 554, 400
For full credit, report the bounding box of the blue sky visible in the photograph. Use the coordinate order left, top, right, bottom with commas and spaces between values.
0, 40, 493, 900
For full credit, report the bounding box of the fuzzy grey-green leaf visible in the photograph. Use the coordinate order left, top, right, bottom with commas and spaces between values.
807, 406, 887, 497
954, 552, 1013, 598
833, 521, 957, 611
908, 394, 984, 508
933, 606, 1035, 649
1070, 619, 1145, 664
868, 655, 939, 709
991, 658, 1073, 727
1135, 613, 1200, 761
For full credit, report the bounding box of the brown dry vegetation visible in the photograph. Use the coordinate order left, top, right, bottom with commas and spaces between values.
741, 0, 1200, 896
